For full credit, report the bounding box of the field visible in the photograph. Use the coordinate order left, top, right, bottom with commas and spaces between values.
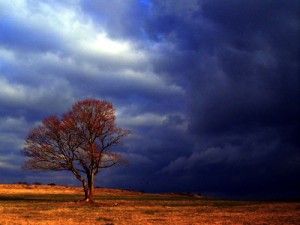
0, 184, 299, 225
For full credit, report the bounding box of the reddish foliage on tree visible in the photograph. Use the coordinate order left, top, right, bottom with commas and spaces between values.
22, 99, 130, 203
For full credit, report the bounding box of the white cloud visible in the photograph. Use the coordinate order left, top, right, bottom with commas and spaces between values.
0, 132, 24, 152
162, 146, 241, 173
125, 153, 153, 165
0, 76, 73, 112
80, 33, 130, 55
0, 0, 184, 105
117, 112, 168, 127
0, 77, 27, 104
0, 116, 28, 153
114, 69, 185, 97
0, 161, 17, 170
0, 116, 29, 133
0, 47, 15, 63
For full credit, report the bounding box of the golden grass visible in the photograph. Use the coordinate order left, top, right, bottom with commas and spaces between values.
0, 184, 299, 225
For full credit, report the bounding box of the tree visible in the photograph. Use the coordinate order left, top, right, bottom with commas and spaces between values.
22, 99, 130, 203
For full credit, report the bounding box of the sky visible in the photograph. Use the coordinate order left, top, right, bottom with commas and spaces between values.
0, 0, 299, 199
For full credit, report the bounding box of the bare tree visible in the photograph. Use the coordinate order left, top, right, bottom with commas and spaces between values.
22, 99, 130, 203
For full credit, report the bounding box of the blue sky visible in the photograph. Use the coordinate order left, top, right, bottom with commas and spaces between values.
0, 0, 299, 199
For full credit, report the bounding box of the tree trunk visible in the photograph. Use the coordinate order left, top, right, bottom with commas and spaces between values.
82, 173, 95, 203
72, 168, 95, 204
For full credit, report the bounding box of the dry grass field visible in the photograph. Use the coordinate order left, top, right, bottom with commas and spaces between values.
0, 184, 299, 225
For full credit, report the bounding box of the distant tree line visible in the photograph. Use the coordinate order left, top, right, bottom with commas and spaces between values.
16, 181, 56, 186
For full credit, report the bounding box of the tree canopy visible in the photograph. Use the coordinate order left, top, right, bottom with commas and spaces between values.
22, 99, 130, 202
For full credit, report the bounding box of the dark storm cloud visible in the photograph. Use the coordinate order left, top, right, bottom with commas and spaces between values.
138, 0, 300, 198
186, 0, 300, 141
0, 0, 299, 199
